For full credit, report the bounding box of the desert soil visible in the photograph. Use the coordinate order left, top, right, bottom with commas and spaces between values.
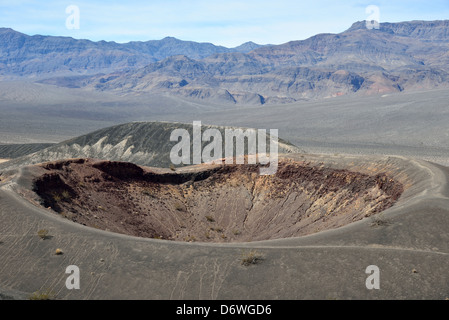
2, 153, 448, 300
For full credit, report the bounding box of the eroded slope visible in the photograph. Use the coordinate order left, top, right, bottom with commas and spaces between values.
30, 158, 403, 242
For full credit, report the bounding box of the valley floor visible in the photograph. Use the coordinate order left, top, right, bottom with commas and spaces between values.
2, 83, 449, 167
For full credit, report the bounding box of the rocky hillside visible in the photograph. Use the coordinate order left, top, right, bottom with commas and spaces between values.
0, 121, 300, 172
0, 143, 54, 159
0, 28, 263, 77
38, 20, 449, 104
3, 20, 449, 104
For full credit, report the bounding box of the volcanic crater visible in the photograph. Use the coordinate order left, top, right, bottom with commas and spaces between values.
31, 158, 403, 242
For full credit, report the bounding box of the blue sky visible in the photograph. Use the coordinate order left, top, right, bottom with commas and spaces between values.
1, 0, 448, 47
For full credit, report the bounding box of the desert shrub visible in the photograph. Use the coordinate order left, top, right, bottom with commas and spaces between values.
370, 213, 390, 227
174, 202, 184, 211
52, 190, 71, 202
37, 229, 49, 240
61, 190, 71, 200
241, 250, 264, 266
29, 288, 55, 300
142, 188, 154, 197
52, 193, 62, 202
184, 235, 196, 242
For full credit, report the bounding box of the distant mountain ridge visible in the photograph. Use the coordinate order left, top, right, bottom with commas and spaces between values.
0, 28, 264, 77
346, 20, 449, 40
3, 20, 449, 104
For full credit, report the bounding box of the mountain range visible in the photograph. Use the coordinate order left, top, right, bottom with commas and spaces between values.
0, 28, 263, 77
2, 20, 449, 104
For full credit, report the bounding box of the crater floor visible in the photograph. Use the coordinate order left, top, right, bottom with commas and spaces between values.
31, 158, 403, 242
